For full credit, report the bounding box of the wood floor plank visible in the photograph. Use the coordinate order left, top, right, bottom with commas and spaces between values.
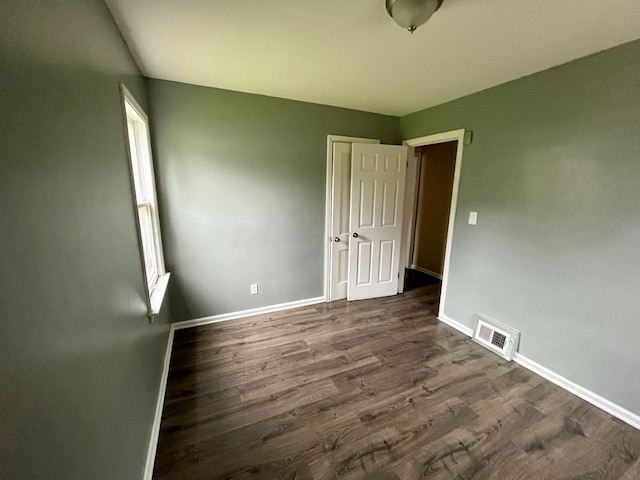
620, 458, 640, 480
153, 284, 640, 479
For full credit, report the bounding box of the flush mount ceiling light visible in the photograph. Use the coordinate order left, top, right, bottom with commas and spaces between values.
385, 0, 443, 33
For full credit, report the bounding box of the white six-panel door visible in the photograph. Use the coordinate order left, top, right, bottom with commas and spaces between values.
347, 144, 408, 301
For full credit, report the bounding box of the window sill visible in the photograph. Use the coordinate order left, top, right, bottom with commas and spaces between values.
149, 272, 171, 320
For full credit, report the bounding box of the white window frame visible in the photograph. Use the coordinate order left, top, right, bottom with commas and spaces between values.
120, 85, 170, 319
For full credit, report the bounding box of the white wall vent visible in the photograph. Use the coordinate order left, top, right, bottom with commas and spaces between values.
473, 314, 520, 361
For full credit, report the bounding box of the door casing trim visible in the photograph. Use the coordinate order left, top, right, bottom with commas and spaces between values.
402, 129, 466, 319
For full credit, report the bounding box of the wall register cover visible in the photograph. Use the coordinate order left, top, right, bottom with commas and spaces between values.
473, 314, 520, 361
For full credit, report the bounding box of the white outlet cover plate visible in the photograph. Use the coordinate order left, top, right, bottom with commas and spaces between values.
469, 211, 478, 225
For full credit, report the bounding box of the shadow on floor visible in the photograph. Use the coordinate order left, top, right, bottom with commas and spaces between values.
403, 268, 441, 292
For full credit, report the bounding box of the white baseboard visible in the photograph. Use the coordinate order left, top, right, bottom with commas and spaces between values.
438, 314, 474, 337
411, 265, 443, 280
144, 325, 175, 480
514, 353, 640, 430
437, 313, 640, 431
173, 296, 326, 330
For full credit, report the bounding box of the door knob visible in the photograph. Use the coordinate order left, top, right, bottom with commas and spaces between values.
333, 237, 341, 242
352, 232, 359, 238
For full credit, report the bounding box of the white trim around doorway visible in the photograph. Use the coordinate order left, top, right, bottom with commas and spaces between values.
402, 129, 466, 319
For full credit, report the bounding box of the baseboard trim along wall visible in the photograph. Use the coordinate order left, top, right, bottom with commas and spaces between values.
144, 326, 175, 480
411, 265, 443, 280
438, 314, 640, 431
513, 354, 640, 431
173, 296, 326, 330
439, 314, 474, 337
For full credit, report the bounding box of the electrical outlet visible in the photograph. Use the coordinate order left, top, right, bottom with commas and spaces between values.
468, 211, 478, 225
250, 283, 259, 295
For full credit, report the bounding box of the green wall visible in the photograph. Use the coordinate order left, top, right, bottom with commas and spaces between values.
0, 1, 172, 478
147, 79, 399, 320
401, 40, 640, 416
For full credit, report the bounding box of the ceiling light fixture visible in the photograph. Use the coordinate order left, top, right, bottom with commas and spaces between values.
385, 0, 443, 34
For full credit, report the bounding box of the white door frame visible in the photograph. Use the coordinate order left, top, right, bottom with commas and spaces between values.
397, 146, 418, 294
324, 135, 380, 301
402, 129, 466, 318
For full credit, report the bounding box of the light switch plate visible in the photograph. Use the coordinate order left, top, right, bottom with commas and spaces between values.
469, 211, 478, 225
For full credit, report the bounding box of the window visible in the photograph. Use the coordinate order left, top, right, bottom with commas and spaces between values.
121, 85, 170, 318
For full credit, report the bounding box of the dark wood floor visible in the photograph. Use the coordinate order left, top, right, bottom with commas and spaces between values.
153, 285, 640, 479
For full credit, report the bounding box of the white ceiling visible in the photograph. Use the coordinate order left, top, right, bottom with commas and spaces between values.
105, 0, 640, 116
